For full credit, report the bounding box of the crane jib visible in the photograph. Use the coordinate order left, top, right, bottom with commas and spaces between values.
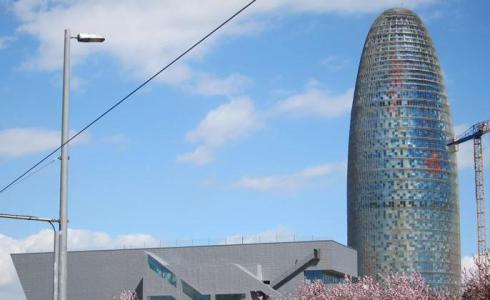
447, 119, 490, 146
447, 118, 489, 264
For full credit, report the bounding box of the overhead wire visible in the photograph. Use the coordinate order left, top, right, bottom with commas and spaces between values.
0, 0, 257, 195
9, 158, 57, 189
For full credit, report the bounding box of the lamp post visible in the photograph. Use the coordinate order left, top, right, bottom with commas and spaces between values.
58, 29, 104, 300
0, 213, 60, 300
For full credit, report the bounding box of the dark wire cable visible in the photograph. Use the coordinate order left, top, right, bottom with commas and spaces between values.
0, 0, 257, 195
9, 158, 57, 189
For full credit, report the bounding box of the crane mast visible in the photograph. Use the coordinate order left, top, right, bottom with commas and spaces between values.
474, 137, 486, 262
448, 119, 490, 263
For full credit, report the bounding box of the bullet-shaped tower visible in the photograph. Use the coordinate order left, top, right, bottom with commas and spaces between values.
347, 8, 460, 291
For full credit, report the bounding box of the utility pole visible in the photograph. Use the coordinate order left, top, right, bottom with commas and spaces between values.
58, 30, 105, 300
58, 28, 71, 300
0, 213, 60, 300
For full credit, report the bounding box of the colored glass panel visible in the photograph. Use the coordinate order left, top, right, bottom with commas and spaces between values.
304, 270, 344, 284
147, 255, 177, 287
181, 280, 210, 300
347, 8, 460, 292
215, 294, 246, 300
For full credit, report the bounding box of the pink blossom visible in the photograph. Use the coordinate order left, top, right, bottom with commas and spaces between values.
113, 289, 138, 300
298, 273, 454, 300
462, 257, 490, 300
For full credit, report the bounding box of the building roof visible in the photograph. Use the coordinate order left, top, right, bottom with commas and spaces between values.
12, 240, 357, 300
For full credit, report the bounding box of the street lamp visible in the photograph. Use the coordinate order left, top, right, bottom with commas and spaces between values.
76, 33, 105, 43
58, 29, 104, 300
0, 213, 60, 300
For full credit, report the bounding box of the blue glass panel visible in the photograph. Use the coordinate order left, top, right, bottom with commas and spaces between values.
304, 270, 344, 284
181, 280, 210, 300
147, 255, 177, 287
215, 294, 246, 300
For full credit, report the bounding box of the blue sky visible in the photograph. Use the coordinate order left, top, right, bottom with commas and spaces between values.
0, 0, 489, 298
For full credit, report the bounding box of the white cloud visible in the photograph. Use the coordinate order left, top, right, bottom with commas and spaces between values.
0, 228, 159, 298
12, 0, 261, 76
178, 97, 261, 165
320, 55, 350, 71
66, 229, 160, 250
177, 146, 214, 166
194, 73, 251, 96
0, 128, 90, 159
455, 141, 474, 170
275, 84, 354, 118
179, 80, 355, 165
0, 280, 23, 300
186, 97, 259, 146
10, 0, 434, 76
223, 225, 296, 244
253, 0, 434, 14
461, 255, 477, 274
234, 161, 346, 192
0, 36, 14, 50
70, 75, 88, 91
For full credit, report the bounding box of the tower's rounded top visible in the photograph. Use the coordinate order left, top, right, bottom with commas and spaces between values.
370, 7, 425, 32
381, 7, 417, 16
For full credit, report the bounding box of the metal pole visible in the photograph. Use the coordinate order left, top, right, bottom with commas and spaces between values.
474, 137, 488, 264
0, 213, 59, 223
0, 214, 60, 300
49, 222, 59, 300
58, 28, 71, 300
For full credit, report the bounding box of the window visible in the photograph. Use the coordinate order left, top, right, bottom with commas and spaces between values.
181, 280, 210, 300
147, 255, 177, 287
215, 294, 246, 300
304, 270, 344, 284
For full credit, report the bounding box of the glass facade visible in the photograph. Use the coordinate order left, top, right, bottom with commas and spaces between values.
147, 255, 177, 287
181, 280, 211, 300
347, 8, 460, 292
304, 270, 344, 284
215, 294, 246, 300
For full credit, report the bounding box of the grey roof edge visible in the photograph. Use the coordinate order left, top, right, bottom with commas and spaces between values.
11, 239, 356, 255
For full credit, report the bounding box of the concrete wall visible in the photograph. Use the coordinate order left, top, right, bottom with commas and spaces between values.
12, 240, 357, 300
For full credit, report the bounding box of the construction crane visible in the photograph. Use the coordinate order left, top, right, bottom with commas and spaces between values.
448, 119, 490, 263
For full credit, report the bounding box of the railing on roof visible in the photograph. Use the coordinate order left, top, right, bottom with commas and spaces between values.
22, 234, 335, 253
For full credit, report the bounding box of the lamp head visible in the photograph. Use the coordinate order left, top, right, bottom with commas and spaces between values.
76, 33, 105, 43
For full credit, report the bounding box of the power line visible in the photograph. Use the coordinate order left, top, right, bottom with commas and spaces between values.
0, 0, 257, 195
10, 158, 57, 189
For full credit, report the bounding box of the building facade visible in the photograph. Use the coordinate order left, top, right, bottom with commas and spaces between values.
12, 240, 357, 300
347, 8, 460, 291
